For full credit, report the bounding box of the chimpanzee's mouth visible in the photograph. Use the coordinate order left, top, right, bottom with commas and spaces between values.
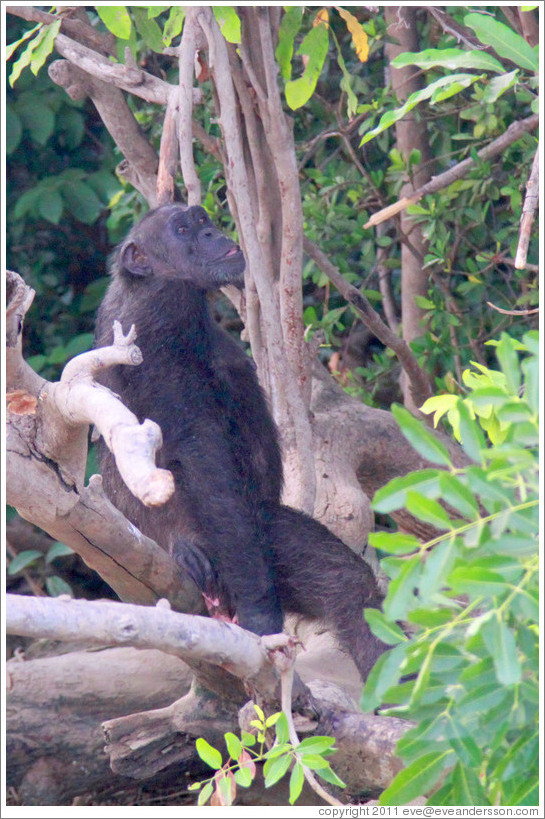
223, 245, 241, 258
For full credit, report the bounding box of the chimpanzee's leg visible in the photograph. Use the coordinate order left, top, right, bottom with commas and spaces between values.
266, 505, 388, 681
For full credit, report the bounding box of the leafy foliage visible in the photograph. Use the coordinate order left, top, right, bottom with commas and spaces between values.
190, 705, 343, 805
364, 333, 539, 806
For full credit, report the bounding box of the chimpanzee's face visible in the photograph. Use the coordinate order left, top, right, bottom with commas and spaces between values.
119, 204, 246, 289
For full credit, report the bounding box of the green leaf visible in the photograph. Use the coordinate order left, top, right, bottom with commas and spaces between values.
418, 541, 455, 601
482, 69, 519, 103
361, 74, 479, 146
446, 720, 483, 767
45, 542, 74, 563
6, 106, 22, 154
61, 181, 103, 224
20, 102, 55, 146
405, 491, 453, 529
464, 13, 538, 72
276, 6, 303, 80
296, 736, 336, 754
45, 576, 73, 597
30, 20, 61, 76
373, 470, 442, 513
38, 190, 63, 225
197, 781, 214, 805
392, 404, 452, 466
213, 7, 241, 44
391, 48, 505, 73
240, 731, 256, 747
315, 765, 346, 787
509, 778, 539, 807
368, 531, 420, 555
496, 333, 521, 394
224, 732, 242, 760
195, 738, 222, 770
299, 753, 329, 770
253, 703, 265, 721
263, 753, 291, 787
448, 566, 508, 598
456, 399, 486, 462
414, 295, 435, 310
379, 751, 453, 806
274, 712, 290, 745
148, 7, 169, 18
265, 712, 281, 728
360, 642, 408, 712
9, 31, 42, 86
132, 6, 164, 52
6, 24, 41, 62
8, 550, 43, 575
289, 762, 305, 804
451, 761, 489, 805
438, 473, 479, 518
364, 608, 408, 645
96, 6, 132, 40
234, 766, 252, 787
383, 554, 422, 620
162, 7, 185, 47
285, 23, 329, 110
481, 617, 521, 685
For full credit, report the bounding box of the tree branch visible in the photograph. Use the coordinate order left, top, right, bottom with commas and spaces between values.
514, 145, 539, 270
7, 4, 116, 55
365, 115, 539, 228
177, 8, 202, 207
303, 239, 432, 407
6, 594, 278, 687
48, 60, 159, 206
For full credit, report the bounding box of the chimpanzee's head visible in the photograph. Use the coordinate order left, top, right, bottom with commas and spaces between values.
116, 204, 246, 289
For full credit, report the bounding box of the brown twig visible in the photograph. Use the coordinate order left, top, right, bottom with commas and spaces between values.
487, 302, 539, 316
303, 237, 432, 407
272, 640, 343, 807
365, 115, 539, 228
514, 146, 539, 270
156, 91, 179, 206
427, 7, 505, 59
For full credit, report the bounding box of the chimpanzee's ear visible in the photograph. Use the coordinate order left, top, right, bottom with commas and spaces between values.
120, 241, 152, 277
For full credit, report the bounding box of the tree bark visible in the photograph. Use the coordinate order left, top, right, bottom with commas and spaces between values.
384, 7, 433, 411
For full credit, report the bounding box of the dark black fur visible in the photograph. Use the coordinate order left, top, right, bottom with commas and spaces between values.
95, 204, 387, 679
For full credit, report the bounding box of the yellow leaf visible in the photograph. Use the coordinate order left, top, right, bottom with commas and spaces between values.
468, 275, 482, 283
314, 8, 329, 27
336, 7, 369, 62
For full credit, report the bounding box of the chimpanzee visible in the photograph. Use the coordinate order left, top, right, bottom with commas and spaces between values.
95, 203, 387, 680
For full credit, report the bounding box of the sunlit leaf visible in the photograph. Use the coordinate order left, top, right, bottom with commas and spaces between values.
289, 762, 305, 804
196, 738, 222, 770
213, 6, 241, 44
379, 751, 453, 806
285, 21, 329, 110
361, 74, 479, 145
276, 6, 303, 80
392, 404, 452, 466
30, 20, 61, 76
364, 608, 408, 645
337, 8, 369, 62
96, 6, 132, 40
464, 12, 538, 72
391, 48, 504, 73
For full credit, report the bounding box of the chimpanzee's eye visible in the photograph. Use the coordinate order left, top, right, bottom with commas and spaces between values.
177, 225, 187, 234
199, 215, 207, 225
